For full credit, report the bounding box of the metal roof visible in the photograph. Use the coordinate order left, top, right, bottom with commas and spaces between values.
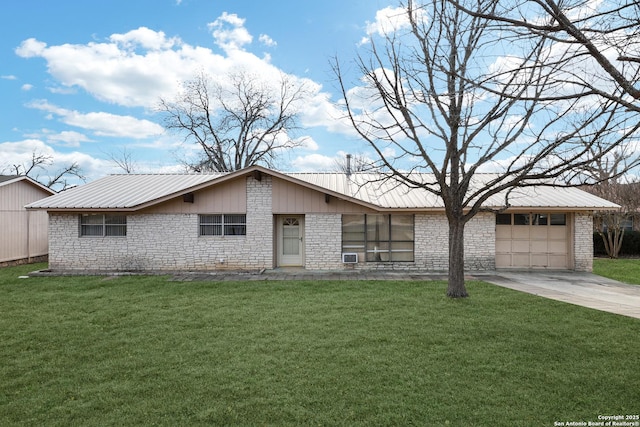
26, 173, 225, 210
288, 172, 620, 210
25, 167, 619, 211
287, 173, 443, 208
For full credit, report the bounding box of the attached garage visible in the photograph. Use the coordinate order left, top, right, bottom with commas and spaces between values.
496, 212, 570, 269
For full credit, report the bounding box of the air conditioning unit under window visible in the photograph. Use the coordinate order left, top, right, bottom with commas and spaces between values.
342, 253, 358, 264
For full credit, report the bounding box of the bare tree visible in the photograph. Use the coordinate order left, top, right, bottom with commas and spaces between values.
158, 70, 310, 172
2, 150, 84, 191
579, 146, 640, 257
334, 0, 640, 297
587, 181, 640, 258
106, 147, 138, 174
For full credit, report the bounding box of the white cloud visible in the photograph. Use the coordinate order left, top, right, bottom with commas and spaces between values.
15, 31, 213, 107
48, 86, 77, 95
21, 84, 33, 91
0, 139, 54, 159
208, 12, 253, 52
15, 38, 47, 57
291, 153, 338, 171
23, 129, 94, 147
110, 27, 181, 51
298, 136, 319, 151
28, 100, 164, 139
366, 6, 410, 37
359, 6, 414, 46
1, 75, 17, 80
47, 130, 94, 147
259, 34, 277, 47
13, 22, 285, 109
299, 91, 356, 136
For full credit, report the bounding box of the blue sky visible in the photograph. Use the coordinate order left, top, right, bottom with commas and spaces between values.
0, 0, 400, 183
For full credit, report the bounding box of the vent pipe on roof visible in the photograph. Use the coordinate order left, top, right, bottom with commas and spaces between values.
346, 153, 352, 177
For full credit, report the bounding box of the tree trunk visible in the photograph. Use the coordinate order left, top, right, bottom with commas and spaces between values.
447, 217, 469, 298
613, 229, 624, 258
599, 228, 624, 259
602, 228, 624, 258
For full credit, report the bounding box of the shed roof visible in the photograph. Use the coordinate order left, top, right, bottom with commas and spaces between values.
0, 175, 18, 184
25, 165, 619, 211
0, 175, 56, 195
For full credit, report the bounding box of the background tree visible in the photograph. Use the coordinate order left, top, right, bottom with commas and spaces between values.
578, 147, 640, 258
159, 70, 309, 172
334, 0, 640, 297
2, 150, 84, 191
587, 181, 640, 258
105, 147, 138, 174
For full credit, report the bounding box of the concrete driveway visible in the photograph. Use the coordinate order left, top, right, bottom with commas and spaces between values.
482, 271, 640, 319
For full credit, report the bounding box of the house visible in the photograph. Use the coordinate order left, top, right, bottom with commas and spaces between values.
580, 182, 640, 232
0, 175, 55, 266
25, 165, 619, 273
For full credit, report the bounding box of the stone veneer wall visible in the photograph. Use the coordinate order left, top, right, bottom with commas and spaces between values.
302, 211, 495, 272
463, 213, 497, 270
413, 212, 495, 271
573, 212, 593, 272
304, 213, 343, 270
48, 176, 273, 271
415, 214, 449, 270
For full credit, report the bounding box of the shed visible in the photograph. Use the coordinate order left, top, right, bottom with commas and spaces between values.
0, 176, 55, 265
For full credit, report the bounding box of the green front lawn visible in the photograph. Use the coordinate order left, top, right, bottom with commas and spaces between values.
593, 258, 640, 285
1, 263, 638, 426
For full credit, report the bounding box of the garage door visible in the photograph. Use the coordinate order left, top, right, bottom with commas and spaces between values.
495, 213, 569, 269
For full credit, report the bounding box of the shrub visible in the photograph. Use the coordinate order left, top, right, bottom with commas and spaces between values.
593, 231, 640, 257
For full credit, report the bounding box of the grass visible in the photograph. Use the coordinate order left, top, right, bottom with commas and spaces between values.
593, 257, 640, 285
1, 263, 639, 426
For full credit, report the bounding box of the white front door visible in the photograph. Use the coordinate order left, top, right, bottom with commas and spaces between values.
278, 215, 304, 266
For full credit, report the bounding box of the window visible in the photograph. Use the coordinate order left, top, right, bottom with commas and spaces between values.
532, 214, 548, 226
199, 214, 246, 236
513, 214, 530, 225
80, 214, 127, 237
550, 214, 567, 226
496, 213, 567, 226
342, 214, 414, 262
602, 216, 633, 232
496, 214, 511, 225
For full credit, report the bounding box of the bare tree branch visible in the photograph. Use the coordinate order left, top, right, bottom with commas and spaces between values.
334, 0, 640, 297
46, 162, 85, 191
2, 150, 85, 191
106, 147, 138, 174
446, 0, 640, 105
158, 70, 310, 172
